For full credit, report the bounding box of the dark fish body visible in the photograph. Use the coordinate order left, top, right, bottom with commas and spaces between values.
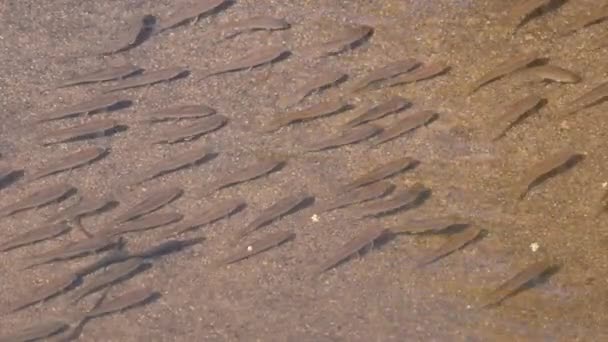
8, 272, 79, 312
277, 71, 347, 108
158, 0, 228, 33
526, 65, 581, 83
388, 216, 470, 234
492, 95, 545, 140
235, 193, 310, 240
219, 231, 294, 266
163, 198, 245, 238
132, 146, 214, 184
562, 6, 608, 35
56, 64, 141, 88
516, 149, 582, 199
0, 222, 71, 252
74, 249, 130, 277
201, 46, 289, 79
373, 110, 438, 146
305, 25, 373, 58
318, 181, 394, 213
0, 183, 76, 217
417, 226, 482, 267
104, 212, 183, 237
29, 147, 108, 180
113, 186, 183, 223
46, 196, 117, 224
0, 319, 69, 342
358, 183, 428, 218
133, 237, 203, 259
36, 94, 126, 122
481, 259, 554, 307
349, 58, 420, 92
41, 119, 121, 145
219, 16, 290, 39
564, 81, 608, 115
146, 104, 216, 122
70, 257, 147, 303
312, 226, 388, 276
102, 67, 189, 93
209, 159, 284, 193
25, 235, 119, 269
264, 99, 349, 132
385, 62, 449, 87
86, 288, 158, 318
100, 14, 155, 55
469, 53, 540, 94
345, 96, 410, 127
154, 114, 227, 144
342, 156, 418, 192
509, 0, 552, 27
306, 124, 381, 152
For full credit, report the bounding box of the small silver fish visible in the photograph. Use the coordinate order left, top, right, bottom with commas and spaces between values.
264, 99, 350, 133
344, 96, 411, 127
157, 0, 229, 33
348, 58, 421, 93
29, 147, 108, 181
218, 16, 290, 39
277, 71, 347, 108
85, 287, 158, 318
113, 186, 183, 223
491, 95, 545, 140
357, 183, 429, 218
0, 183, 76, 217
41, 119, 122, 146
317, 181, 395, 213
0, 222, 72, 252
304, 25, 373, 58
218, 231, 294, 266
162, 198, 245, 238
515, 149, 582, 199
145, 104, 216, 122
130, 146, 215, 184
341, 156, 418, 192
200, 46, 289, 79
36, 94, 127, 122
55, 64, 142, 88
102, 67, 189, 93
373, 110, 438, 146
153, 114, 227, 144
469, 52, 540, 94
306, 124, 381, 152
417, 226, 482, 267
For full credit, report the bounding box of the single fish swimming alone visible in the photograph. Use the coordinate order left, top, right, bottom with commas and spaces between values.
102, 67, 189, 93
0, 183, 76, 217
199, 46, 289, 79
55, 64, 142, 88
28, 147, 108, 181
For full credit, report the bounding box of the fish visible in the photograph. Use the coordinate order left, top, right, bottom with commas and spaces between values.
480, 259, 554, 307
416, 225, 482, 267
563, 81, 608, 115
0, 319, 69, 342
373, 110, 438, 146
384, 62, 450, 87
317, 181, 395, 213
525, 65, 581, 83
24, 235, 120, 269
277, 71, 347, 108
145, 104, 216, 122
312, 226, 388, 276
218, 16, 290, 39
162, 198, 245, 238
85, 287, 158, 318
74, 249, 130, 277
357, 183, 429, 218
508, 0, 552, 28
28, 147, 108, 181
157, 0, 229, 33
344, 96, 411, 127
40, 119, 122, 146
388, 216, 470, 235
234, 193, 311, 241
103, 212, 184, 237
0, 183, 76, 217
217, 231, 294, 266
341, 156, 418, 192
469, 53, 541, 94
0, 222, 72, 252
491, 95, 545, 140
562, 6, 608, 35
306, 124, 381, 152
46, 196, 118, 224
113, 186, 183, 223
0, 165, 20, 184
130, 146, 215, 184
132, 237, 203, 259
515, 149, 582, 199
200, 46, 289, 79
99, 14, 156, 55
55, 64, 142, 88
70, 257, 148, 303
263, 99, 350, 132
348, 58, 421, 93
102, 67, 189, 93
205, 158, 284, 194
8, 272, 79, 313
153, 114, 227, 144
36, 94, 127, 122
304, 24, 374, 58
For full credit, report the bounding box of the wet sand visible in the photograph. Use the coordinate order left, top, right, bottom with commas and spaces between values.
1, 0, 608, 340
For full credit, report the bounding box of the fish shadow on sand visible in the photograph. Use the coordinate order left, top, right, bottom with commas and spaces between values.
521, 153, 584, 199
135, 236, 205, 260
517, 0, 569, 30
0, 169, 24, 191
